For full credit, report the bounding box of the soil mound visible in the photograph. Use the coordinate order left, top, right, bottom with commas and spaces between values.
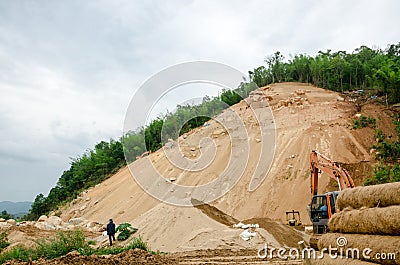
7, 249, 178, 265
131, 203, 280, 252
244, 217, 305, 248
192, 199, 238, 226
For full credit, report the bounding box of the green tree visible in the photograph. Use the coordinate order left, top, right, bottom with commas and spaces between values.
0, 210, 13, 220
249, 66, 270, 87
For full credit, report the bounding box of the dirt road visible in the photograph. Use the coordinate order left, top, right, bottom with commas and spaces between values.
6, 248, 304, 265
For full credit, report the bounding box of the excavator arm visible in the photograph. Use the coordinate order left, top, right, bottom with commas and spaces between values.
310, 150, 355, 196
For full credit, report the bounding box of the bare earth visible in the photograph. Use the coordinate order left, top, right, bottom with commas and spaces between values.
3, 82, 395, 264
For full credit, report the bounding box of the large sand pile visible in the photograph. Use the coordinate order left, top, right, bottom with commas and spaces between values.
130, 203, 281, 252
58, 82, 395, 253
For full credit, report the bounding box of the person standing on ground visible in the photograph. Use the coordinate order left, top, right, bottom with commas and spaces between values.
107, 219, 116, 246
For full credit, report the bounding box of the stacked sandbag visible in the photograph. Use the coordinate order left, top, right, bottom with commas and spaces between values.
336, 182, 400, 210
318, 233, 400, 265
318, 182, 400, 265
328, 206, 400, 235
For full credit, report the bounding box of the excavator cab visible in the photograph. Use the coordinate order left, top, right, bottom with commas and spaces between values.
308, 150, 355, 234
308, 191, 339, 234
307, 150, 355, 249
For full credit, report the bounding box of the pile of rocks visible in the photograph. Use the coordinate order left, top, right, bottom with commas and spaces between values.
0, 218, 16, 229
0, 215, 104, 232
275, 89, 310, 109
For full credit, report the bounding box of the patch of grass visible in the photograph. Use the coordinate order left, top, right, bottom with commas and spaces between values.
0, 231, 150, 264
363, 163, 400, 186
79, 236, 149, 256
353, 115, 376, 129
0, 230, 91, 264
54, 210, 62, 217
0, 231, 10, 252
98, 237, 148, 254
0, 246, 32, 263
34, 230, 88, 260
126, 236, 148, 251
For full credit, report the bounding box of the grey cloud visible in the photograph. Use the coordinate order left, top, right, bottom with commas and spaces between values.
1, 0, 400, 201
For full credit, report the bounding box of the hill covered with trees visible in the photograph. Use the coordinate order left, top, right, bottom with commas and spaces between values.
26, 42, 400, 220
250, 43, 400, 103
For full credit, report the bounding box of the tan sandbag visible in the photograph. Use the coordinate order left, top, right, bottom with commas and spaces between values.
318, 233, 400, 265
312, 254, 376, 265
329, 205, 400, 235
337, 182, 400, 210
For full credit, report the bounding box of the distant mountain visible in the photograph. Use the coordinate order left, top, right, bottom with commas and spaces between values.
0, 201, 32, 215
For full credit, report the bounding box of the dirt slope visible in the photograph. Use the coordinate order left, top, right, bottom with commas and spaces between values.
59, 82, 395, 252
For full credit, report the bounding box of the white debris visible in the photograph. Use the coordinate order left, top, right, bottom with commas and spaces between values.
240, 229, 257, 241
233, 222, 259, 229
38, 215, 48, 222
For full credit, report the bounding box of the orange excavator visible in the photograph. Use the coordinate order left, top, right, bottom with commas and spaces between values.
308, 150, 355, 247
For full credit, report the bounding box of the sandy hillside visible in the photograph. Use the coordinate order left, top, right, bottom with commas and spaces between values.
59, 82, 394, 252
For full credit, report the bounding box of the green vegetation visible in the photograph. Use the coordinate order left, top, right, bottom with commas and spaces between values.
0, 230, 149, 264
353, 115, 376, 129
28, 42, 400, 216
116, 223, 137, 241
0, 231, 9, 252
364, 163, 400, 186
249, 43, 400, 103
0, 230, 87, 263
364, 118, 400, 185
26, 140, 125, 220
248, 42, 400, 187
77, 236, 148, 256
123, 82, 257, 163
0, 211, 14, 220
26, 81, 257, 220
373, 120, 400, 162
35, 230, 88, 260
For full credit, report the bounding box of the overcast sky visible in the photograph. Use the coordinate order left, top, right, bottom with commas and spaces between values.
1, 0, 399, 202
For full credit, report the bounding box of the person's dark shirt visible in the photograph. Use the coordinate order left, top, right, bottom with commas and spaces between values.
107, 222, 116, 235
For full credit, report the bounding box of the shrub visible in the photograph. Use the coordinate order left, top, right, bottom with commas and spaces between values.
0, 230, 91, 264
0, 246, 32, 263
353, 115, 376, 129
128, 236, 148, 251
363, 163, 400, 185
116, 223, 137, 241
34, 230, 89, 260
95, 237, 148, 255
0, 231, 9, 252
